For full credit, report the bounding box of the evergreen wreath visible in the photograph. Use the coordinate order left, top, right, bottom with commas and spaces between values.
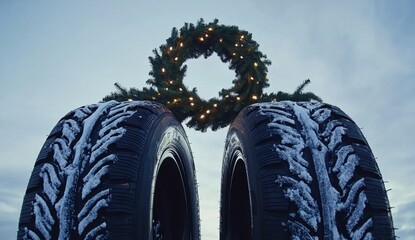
103, 19, 322, 131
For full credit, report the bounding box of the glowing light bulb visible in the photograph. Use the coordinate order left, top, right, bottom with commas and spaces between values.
252, 95, 258, 100
190, 102, 195, 106
232, 53, 236, 56
179, 88, 183, 91
254, 62, 258, 67
165, 87, 168, 91
213, 103, 218, 107
240, 56, 243, 59
174, 57, 178, 61
219, 38, 223, 43
250, 76, 254, 80
235, 43, 239, 47
180, 42, 183, 47
240, 35, 245, 39
200, 37, 204, 41
206, 110, 210, 114
208, 27, 213, 31
174, 99, 178, 103
200, 114, 205, 119
169, 46, 173, 51
169, 80, 173, 84
161, 68, 165, 73
127, 99, 133, 102
236, 96, 240, 101
205, 34, 209, 37
225, 95, 229, 98
189, 97, 194, 101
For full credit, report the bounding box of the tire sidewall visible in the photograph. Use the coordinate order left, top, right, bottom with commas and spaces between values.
221, 115, 259, 240
134, 112, 199, 239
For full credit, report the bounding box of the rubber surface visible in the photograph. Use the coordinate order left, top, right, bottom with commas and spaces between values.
220, 101, 395, 239
18, 101, 200, 239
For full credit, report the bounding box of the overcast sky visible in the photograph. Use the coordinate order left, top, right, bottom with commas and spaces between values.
1, 1, 414, 239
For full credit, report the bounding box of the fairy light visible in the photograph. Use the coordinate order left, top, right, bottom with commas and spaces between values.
219, 38, 223, 42
254, 62, 258, 67
174, 99, 178, 103
165, 87, 169, 91
127, 99, 133, 102
190, 102, 195, 106
169, 46, 173, 51
189, 97, 194, 101
180, 42, 183, 47
240, 56, 244, 59
199, 37, 204, 41
250, 76, 254, 80
208, 27, 213, 31
169, 80, 173, 84
179, 88, 183, 91
206, 110, 210, 114
161, 68, 165, 73
232, 53, 236, 56
236, 96, 241, 101
200, 114, 205, 119
225, 95, 229, 98
240, 35, 245, 39
252, 95, 258, 100
205, 34, 209, 37
235, 43, 239, 47
174, 57, 178, 61
213, 103, 218, 107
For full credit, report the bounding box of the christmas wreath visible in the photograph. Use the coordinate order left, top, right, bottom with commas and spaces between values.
103, 19, 321, 131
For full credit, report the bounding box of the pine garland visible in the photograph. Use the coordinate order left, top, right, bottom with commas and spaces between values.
103, 19, 322, 131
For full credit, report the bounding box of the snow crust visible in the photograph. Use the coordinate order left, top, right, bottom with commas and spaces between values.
257, 101, 372, 239
29, 101, 143, 239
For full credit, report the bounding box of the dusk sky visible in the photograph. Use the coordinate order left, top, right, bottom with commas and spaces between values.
1, 1, 414, 239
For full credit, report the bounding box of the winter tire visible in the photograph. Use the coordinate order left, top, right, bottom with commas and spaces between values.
18, 100, 200, 240
220, 101, 395, 239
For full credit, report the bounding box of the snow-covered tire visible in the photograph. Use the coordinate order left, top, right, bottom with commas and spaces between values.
18, 101, 200, 240
220, 101, 395, 239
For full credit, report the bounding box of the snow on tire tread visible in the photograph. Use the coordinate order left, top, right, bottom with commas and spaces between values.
24, 101, 142, 240
256, 101, 373, 239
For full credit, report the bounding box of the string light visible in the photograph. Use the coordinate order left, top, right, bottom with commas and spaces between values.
165, 87, 169, 91
189, 97, 194, 101
200, 114, 205, 119
250, 76, 254, 80
205, 34, 209, 37
169, 46, 173, 51
219, 38, 223, 42
236, 96, 240, 101
252, 95, 258, 100
179, 88, 183, 91
206, 110, 210, 114
161, 68, 165, 73
235, 43, 239, 47
240, 35, 245, 39
180, 42, 183, 47
208, 27, 213, 31
199, 37, 204, 41
213, 103, 218, 107
174, 57, 178, 61
254, 62, 258, 67
190, 102, 195, 106
174, 99, 178, 103
240, 56, 244, 59
225, 95, 229, 98
232, 53, 236, 56
127, 99, 133, 102
169, 80, 173, 84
